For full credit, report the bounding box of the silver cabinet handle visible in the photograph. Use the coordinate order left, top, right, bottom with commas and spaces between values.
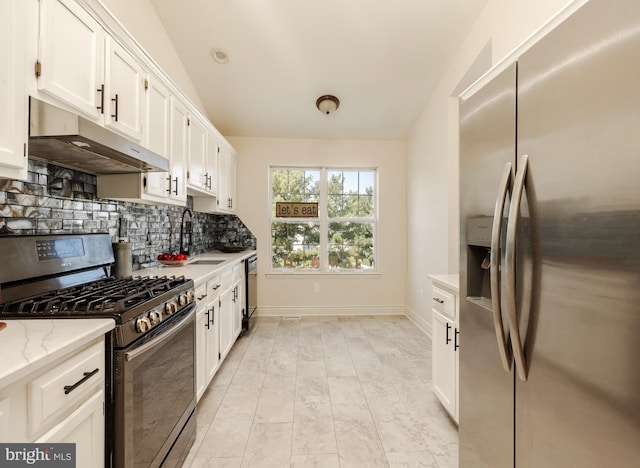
433, 297, 444, 304
504, 155, 528, 382
491, 162, 514, 372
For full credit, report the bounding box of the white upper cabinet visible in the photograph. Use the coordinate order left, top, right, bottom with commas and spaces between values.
217, 147, 237, 213
36, 0, 104, 121
104, 37, 145, 141
144, 75, 171, 199
30, 0, 238, 207
97, 76, 189, 206
169, 96, 189, 203
0, 0, 28, 180
205, 132, 219, 196
188, 114, 223, 198
187, 115, 207, 192
37, 0, 145, 142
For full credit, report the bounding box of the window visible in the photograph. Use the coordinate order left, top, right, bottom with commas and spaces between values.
270, 167, 377, 272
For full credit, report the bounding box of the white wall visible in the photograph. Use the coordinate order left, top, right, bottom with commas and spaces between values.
405, 0, 573, 331
229, 136, 406, 317
100, 0, 206, 113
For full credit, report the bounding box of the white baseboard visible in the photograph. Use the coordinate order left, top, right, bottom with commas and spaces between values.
404, 306, 432, 338
256, 305, 405, 318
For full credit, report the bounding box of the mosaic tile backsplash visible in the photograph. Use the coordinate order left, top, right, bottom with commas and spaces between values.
0, 159, 256, 271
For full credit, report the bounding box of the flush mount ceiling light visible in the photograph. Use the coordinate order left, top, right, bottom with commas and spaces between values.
211, 48, 229, 64
316, 95, 340, 115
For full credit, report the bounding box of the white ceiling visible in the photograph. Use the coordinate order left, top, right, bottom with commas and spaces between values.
150, 0, 489, 140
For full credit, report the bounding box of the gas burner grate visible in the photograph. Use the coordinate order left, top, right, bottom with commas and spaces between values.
0, 275, 189, 316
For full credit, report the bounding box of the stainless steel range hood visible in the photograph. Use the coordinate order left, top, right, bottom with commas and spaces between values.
28, 98, 169, 174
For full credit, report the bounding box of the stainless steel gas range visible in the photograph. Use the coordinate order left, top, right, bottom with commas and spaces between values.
0, 233, 197, 467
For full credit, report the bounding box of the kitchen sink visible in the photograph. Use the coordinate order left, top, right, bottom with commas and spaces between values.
190, 259, 226, 265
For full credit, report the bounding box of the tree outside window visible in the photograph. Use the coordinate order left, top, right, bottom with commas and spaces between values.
270, 167, 377, 272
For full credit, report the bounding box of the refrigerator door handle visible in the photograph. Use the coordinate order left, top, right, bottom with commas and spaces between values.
505, 154, 529, 382
490, 162, 514, 372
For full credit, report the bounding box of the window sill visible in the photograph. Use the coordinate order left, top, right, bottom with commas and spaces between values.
266, 270, 381, 279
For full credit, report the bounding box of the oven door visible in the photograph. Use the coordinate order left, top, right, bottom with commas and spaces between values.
113, 305, 196, 468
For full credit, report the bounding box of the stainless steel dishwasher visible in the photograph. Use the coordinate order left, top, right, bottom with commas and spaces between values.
242, 254, 257, 332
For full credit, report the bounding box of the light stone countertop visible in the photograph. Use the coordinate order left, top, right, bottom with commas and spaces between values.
428, 274, 460, 293
0, 318, 115, 389
135, 249, 257, 286
0, 250, 256, 388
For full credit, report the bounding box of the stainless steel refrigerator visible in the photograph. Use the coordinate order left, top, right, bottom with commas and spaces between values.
458, 0, 640, 466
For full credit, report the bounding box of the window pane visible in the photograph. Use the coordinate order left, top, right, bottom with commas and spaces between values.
359, 171, 374, 195
327, 170, 375, 219
358, 195, 374, 217
272, 169, 320, 216
271, 222, 320, 270
327, 222, 374, 270
327, 170, 342, 195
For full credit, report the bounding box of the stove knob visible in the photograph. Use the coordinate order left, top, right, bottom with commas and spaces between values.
187, 290, 196, 302
179, 294, 188, 306
136, 317, 151, 333
149, 309, 162, 326
165, 301, 178, 315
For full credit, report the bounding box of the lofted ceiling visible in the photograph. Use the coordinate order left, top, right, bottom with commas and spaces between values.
150, 0, 489, 140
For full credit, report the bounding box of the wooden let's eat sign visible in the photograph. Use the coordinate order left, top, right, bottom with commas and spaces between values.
276, 202, 319, 218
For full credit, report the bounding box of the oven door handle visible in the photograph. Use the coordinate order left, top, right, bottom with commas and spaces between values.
125, 305, 195, 362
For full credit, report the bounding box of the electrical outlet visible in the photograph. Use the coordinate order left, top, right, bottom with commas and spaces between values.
313, 283, 320, 293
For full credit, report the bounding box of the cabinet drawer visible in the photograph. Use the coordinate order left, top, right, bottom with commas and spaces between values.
432, 286, 455, 319
28, 339, 104, 438
207, 275, 221, 297
220, 268, 233, 289
232, 262, 243, 282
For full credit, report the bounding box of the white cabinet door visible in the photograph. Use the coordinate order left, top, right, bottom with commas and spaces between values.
37, 390, 104, 468
196, 292, 207, 401
37, 0, 104, 121
144, 75, 171, 198
170, 97, 189, 203
218, 285, 235, 360
205, 302, 220, 384
228, 151, 237, 211
104, 37, 144, 141
187, 116, 207, 191
232, 280, 243, 340
217, 148, 237, 213
205, 132, 219, 195
432, 309, 457, 420
0, 0, 27, 180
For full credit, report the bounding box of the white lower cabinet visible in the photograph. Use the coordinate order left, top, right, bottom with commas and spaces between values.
232, 262, 244, 340
196, 280, 220, 401
0, 335, 106, 466
430, 277, 459, 424
195, 260, 247, 401
218, 282, 235, 361
37, 391, 104, 468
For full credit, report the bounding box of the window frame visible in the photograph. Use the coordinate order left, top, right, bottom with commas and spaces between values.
269, 165, 379, 275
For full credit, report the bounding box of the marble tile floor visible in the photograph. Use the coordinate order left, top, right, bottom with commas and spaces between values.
181, 315, 458, 468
